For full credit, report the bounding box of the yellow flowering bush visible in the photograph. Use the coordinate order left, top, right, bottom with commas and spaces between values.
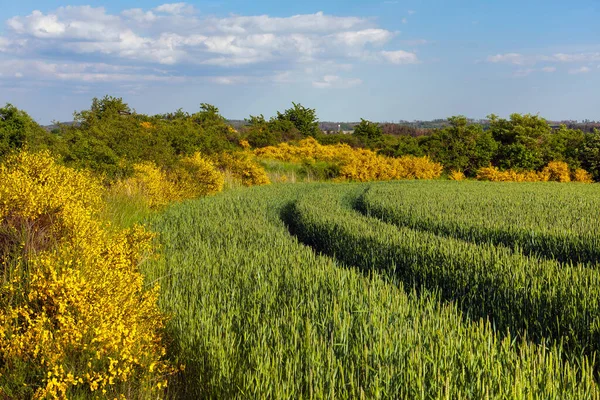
114, 156, 225, 209
449, 170, 466, 181
255, 137, 443, 182
0, 151, 171, 399
113, 162, 180, 209
213, 152, 271, 186
476, 162, 592, 183
239, 139, 251, 150
542, 161, 571, 182
172, 152, 225, 198
573, 168, 593, 183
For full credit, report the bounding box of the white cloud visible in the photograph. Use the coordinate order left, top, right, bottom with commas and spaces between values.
487, 53, 527, 65
381, 50, 419, 64
549, 53, 600, 63
488, 52, 600, 66
331, 29, 395, 47
213, 12, 368, 34
541, 66, 556, 73
569, 66, 591, 75
8, 10, 66, 38
401, 18, 408, 24
154, 3, 195, 15
312, 75, 362, 88
0, 37, 11, 52
1, 6, 396, 67
0, 4, 420, 87
0, 59, 181, 83
121, 8, 157, 23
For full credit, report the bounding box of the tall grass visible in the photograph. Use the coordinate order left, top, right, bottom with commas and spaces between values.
359, 181, 600, 264
285, 184, 600, 365
144, 184, 599, 399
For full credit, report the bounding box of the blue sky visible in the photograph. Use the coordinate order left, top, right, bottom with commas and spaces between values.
0, 1, 598, 124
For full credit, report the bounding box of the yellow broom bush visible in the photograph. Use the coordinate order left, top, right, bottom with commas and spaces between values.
171, 152, 224, 198
0, 151, 171, 399
114, 156, 225, 209
543, 161, 571, 182
255, 137, 443, 182
213, 152, 271, 186
573, 168, 593, 183
449, 170, 466, 181
476, 162, 591, 183
113, 162, 180, 209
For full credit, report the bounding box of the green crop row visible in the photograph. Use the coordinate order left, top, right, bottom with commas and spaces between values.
285, 185, 600, 366
358, 181, 600, 265
143, 184, 598, 399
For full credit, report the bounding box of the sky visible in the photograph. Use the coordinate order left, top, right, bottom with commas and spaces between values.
0, 1, 598, 124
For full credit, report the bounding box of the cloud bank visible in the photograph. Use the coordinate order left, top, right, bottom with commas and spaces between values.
0, 4, 419, 87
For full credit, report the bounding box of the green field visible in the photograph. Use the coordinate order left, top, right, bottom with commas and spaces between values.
143, 181, 600, 399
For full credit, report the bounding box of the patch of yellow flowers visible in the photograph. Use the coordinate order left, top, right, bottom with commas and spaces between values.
255, 137, 443, 181
0, 151, 173, 399
212, 152, 271, 186
476, 161, 592, 183
113, 151, 270, 209
113, 152, 225, 209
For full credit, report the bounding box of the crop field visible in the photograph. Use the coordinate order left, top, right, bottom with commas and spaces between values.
144, 181, 600, 399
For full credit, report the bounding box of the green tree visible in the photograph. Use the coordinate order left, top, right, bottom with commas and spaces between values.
580, 129, 600, 181
422, 116, 497, 175
0, 104, 57, 159
488, 113, 548, 170
192, 103, 226, 127
353, 119, 383, 146
276, 102, 320, 138
539, 125, 584, 167
245, 115, 282, 148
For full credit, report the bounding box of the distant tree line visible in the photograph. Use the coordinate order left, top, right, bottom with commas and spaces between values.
2, 96, 600, 180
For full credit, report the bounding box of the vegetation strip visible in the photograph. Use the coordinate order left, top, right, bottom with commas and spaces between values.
284, 184, 600, 366
144, 184, 598, 398
357, 181, 600, 265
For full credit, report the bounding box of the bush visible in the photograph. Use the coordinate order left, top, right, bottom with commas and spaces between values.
173, 152, 225, 197
542, 161, 571, 182
255, 138, 443, 182
0, 104, 57, 161
114, 162, 180, 209
573, 168, 593, 183
449, 170, 466, 181
476, 162, 591, 183
0, 151, 171, 399
213, 152, 271, 186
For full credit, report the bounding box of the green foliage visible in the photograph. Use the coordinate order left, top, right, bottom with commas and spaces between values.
378, 134, 425, 157
298, 159, 341, 180
276, 102, 321, 138
422, 116, 497, 176
0, 104, 57, 159
58, 97, 238, 179
540, 125, 585, 167
245, 114, 282, 147
489, 114, 550, 170
580, 129, 600, 181
192, 103, 226, 127
352, 118, 383, 145
315, 132, 364, 148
